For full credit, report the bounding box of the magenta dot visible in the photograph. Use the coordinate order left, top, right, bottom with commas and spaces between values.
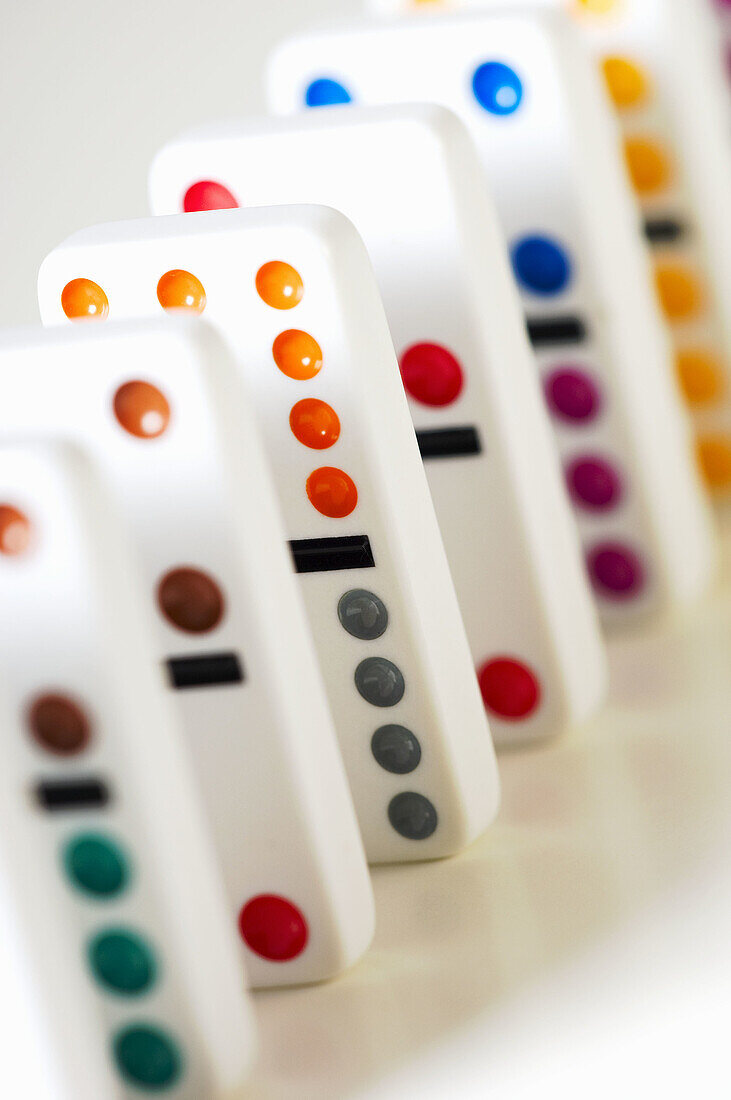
545, 367, 600, 423
567, 456, 622, 510
587, 543, 645, 599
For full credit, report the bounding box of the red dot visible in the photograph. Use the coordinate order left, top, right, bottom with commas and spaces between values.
477, 657, 541, 720
183, 180, 239, 212
400, 342, 464, 407
238, 895, 309, 961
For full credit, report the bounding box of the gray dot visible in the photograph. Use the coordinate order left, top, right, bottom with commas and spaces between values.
338, 589, 389, 640
371, 725, 421, 774
355, 657, 405, 707
388, 792, 438, 840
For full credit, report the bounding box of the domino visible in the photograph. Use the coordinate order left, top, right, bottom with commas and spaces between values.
268, 9, 716, 624
0, 320, 374, 988
38, 204, 500, 859
0, 440, 255, 1097
149, 103, 607, 746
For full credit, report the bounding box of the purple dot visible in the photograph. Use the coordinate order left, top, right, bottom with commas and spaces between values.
587, 543, 645, 599
545, 367, 600, 423
567, 456, 622, 510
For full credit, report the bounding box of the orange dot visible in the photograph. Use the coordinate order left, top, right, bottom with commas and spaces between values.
655, 263, 703, 321
272, 330, 323, 381
113, 381, 171, 439
697, 435, 731, 490
0, 505, 32, 556
290, 399, 341, 449
624, 137, 671, 194
676, 349, 725, 406
156, 269, 206, 313
256, 261, 304, 310
602, 56, 649, 109
306, 467, 358, 518
61, 278, 109, 321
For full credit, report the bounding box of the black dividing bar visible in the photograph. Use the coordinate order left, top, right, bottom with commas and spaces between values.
289, 535, 375, 574
643, 217, 685, 244
35, 778, 110, 811
416, 426, 482, 459
527, 315, 588, 347
166, 652, 244, 689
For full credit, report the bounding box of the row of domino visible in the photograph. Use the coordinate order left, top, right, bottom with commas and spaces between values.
2, 0, 729, 1095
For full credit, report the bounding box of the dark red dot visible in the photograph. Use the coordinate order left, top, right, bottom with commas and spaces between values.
587, 543, 645, 599
399, 342, 464, 407
566, 456, 622, 510
477, 657, 541, 720
544, 367, 600, 422
238, 895, 308, 961
183, 180, 239, 213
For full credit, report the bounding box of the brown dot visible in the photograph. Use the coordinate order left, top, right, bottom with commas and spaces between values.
113, 381, 171, 439
27, 693, 92, 756
157, 567, 225, 633
0, 505, 32, 556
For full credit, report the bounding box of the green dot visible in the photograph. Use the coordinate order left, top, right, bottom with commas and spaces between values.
113, 1024, 183, 1091
88, 928, 157, 996
63, 833, 129, 899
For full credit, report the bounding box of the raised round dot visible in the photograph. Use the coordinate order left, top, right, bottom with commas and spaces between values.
27, 693, 91, 756
478, 657, 541, 720
88, 928, 157, 997
113, 381, 171, 439
511, 235, 572, 296
576, 0, 619, 13
602, 56, 649, 108
544, 367, 601, 422
387, 792, 438, 841
676, 349, 724, 406
399, 342, 464, 407
289, 398, 340, 449
587, 542, 645, 599
182, 180, 239, 212
306, 466, 358, 518
697, 435, 731, 490
305, 77, 353, 107
157, 567, 224, 633
113, 1025, 183, 1091
0, 505, 32, 556
256, 261, 304, 310
238, 895, 309, 961
566, 455, 622, 510
472, 61, 523, 115
655, 262, 703, 321
63, 833, 129, 899
355, 657, 405, 707
371, 725, 421, 775
156, 269, 206, 313
338, 589, 388, 640
61, 278, 109, 321
273, 330, 323, 381
624, 137, 671, 194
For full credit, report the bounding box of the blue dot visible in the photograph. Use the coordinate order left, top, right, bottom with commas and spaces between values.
472, 61, 523, 115
305, 78, 352, 107
511, 235, 572, 295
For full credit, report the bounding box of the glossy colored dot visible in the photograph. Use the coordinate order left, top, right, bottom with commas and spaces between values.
566, 456, 622, 510
655, 263, 703, 321
624, 137, 671, 194
338, 589, 388, 640
305, 78, 352, 107
156, 269, 206, 313
182, 180, 239, 212
371, 725, 421, 775
64, 833, 129, 899
478, 657, 541, 720
113, 381, 171, 439
587, 542, 645, 599
387, 792, 438, 841
544, 367, 601, 422
273, 330, 323, 381
576, 0, 619, 13
113, 1025, 183, 1091
256, 261, 304, 310
157, 567, 224, 633
472, 61, 523, 115
399, 342, 464, 407
238, 895, 309, 961
88, 929, 156, 996
306, 466, 358, 518
355, 657, 405, 707
27, 693, 91, 756
602, 56, 649, 108
676, 349, 724, 406
511, 235, 572, 296
60, 278, 109, 321
0, 505, 32, 556
697, 435, 731, 490
289, 398, 340, 448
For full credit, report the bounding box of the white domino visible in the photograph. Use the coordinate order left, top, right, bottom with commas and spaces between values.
149, 103, 607, 746
0, 440, 256, 1097
38, 204, 500, 860
0, 321, 374, 987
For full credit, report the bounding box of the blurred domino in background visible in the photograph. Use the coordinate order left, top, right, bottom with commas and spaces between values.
0, 440, 255, 1098
0, 321, 374, 987
149, 103, 607, 746
268, 9, 716, 623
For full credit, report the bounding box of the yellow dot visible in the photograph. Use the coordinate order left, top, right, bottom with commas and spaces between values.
602, 56, 649, 109
655, 263, 703, 322
676, 350, 725, 406
624, 137, 671, 195
697, 435, 731, 490
575, 0, 619, 14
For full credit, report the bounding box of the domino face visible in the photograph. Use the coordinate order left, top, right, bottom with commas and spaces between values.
0, 441, 255, 1098
0, 321, 374, 987
268, 11, 716, 624
38, 206, 500, 859
149, 104, 607, 746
